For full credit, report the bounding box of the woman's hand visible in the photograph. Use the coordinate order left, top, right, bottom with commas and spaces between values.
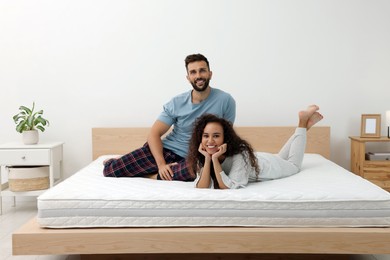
198, 143, 211, 159
212, 143, 227, 160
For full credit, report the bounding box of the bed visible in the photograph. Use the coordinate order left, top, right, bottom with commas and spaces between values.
12, 126, 390, 259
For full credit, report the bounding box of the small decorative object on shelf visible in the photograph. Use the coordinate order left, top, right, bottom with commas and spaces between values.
8, 166, 49, 191
13, 102, 50, 145
365, 152, 390, 161
386, 110, 390, 138
360, 114, 381, 138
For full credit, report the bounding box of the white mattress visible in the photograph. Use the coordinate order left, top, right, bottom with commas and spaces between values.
37, 154, 390, 228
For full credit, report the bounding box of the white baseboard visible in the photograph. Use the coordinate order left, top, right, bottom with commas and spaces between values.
1, 196, 37, 202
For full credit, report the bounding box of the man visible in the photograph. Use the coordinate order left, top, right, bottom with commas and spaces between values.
103, 53, 236, 181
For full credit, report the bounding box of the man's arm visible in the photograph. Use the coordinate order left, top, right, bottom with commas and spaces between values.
226, 96, 236, 123
147, 120, 174, 180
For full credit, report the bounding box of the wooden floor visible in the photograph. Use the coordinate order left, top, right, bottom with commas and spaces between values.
0, 198, 78, 260
1, 198, 390, 260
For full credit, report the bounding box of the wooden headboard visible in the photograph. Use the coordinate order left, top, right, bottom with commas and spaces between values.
92, 126, 330, 160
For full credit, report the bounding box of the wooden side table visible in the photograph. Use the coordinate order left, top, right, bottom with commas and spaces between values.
349, 136, 390, 191
0, 142, 63, 214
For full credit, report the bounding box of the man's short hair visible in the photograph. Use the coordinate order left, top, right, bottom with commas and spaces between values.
185, 54, 210, 71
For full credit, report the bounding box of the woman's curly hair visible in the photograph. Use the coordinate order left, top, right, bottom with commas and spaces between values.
187, 114, 260, 182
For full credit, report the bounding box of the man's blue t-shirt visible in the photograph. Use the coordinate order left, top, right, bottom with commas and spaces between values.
157, 87, 236, 158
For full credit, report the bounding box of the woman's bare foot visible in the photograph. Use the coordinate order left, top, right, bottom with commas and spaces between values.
307, 112, 323, 130
298, 105, 321, 129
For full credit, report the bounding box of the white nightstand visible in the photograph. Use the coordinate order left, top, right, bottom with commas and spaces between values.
0, 142, 63, 214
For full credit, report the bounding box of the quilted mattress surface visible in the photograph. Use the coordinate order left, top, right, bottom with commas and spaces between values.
37, 154, 390, 228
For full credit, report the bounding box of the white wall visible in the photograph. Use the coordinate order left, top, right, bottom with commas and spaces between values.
1, 0, 390, 179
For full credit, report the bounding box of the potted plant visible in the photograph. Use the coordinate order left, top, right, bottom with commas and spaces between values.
13, 102, 50, 144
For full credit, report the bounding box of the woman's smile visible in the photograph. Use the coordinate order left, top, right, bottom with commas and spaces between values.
202, 122, 224, 155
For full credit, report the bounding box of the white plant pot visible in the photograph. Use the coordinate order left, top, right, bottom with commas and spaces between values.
22, 130, 39, 145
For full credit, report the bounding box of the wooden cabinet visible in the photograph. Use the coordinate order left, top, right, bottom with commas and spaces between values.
0, 142, 63, 214
349, 136, 390, 191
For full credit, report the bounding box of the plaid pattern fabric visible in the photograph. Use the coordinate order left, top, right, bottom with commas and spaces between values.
103, 143, 195, 181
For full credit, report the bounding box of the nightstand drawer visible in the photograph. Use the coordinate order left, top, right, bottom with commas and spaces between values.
0, 149, 50, 165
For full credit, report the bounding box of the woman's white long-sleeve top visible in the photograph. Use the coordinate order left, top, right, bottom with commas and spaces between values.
194, 153, 258, 189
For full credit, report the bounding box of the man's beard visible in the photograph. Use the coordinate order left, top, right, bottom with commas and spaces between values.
191, 78, 210, 92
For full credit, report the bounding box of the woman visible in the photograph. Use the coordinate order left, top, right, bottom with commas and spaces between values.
187, 105, 323, 189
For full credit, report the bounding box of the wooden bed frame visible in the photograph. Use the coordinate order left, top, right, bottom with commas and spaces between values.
12, 126, 390, 259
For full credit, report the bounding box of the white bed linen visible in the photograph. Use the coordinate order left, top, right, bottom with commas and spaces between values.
37, 154, 390, 228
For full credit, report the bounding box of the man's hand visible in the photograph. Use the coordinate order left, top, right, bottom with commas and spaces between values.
158, 162, 178, 181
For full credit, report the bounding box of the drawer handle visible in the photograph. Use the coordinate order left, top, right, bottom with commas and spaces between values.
21, 156, 26, 160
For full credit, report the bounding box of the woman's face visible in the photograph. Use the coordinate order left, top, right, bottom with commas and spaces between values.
201, 122, 224, 154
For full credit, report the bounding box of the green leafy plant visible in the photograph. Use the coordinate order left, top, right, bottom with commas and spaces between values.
13, 102, 50, 133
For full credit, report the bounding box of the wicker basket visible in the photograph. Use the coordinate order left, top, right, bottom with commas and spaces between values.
8, 166, 49, 192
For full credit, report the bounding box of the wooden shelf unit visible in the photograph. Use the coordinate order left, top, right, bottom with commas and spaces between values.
349, 136, 390, 191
